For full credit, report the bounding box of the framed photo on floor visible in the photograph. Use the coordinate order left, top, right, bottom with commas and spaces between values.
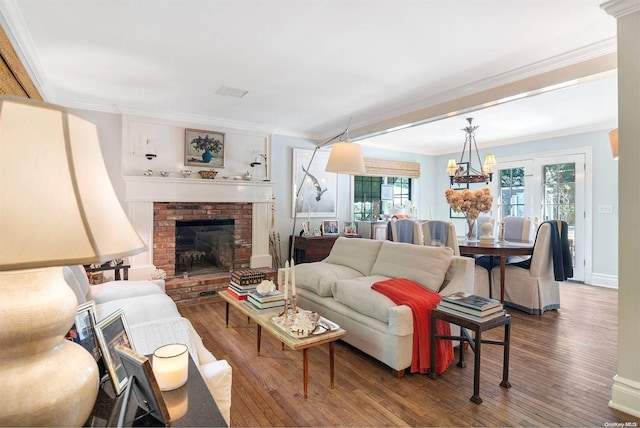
95, 309, 134, 395
292, 148, 337, 218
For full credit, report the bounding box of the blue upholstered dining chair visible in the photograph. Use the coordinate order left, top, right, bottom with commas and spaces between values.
390, 218, 415, 243
417, 220, 460, 255
474, 216, 531, 297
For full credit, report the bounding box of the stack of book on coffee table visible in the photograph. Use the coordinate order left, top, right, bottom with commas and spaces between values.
244, 290, 285, 312
437, 292, 505, 322
226, 269, 267, 300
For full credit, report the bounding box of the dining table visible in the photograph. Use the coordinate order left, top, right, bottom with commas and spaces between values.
458, 239, 534, 303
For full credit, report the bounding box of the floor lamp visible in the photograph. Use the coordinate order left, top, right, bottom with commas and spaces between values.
0, 96, 147, 426
290, 120, 366, 261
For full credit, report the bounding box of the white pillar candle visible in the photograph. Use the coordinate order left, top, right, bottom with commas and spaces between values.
283, 260, 289, 299
291, 259, 296, 296
152, 343, 189, 391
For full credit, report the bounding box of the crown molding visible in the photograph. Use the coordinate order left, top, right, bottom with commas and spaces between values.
351, 41, 617, 142
0, 0, 52, 100
601, 0, 640, 18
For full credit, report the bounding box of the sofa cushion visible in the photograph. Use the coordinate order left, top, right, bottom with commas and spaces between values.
323, 237, 384, 275
370, 241, 453, 292
295, 262, 363, 297
332, 275, 395, 323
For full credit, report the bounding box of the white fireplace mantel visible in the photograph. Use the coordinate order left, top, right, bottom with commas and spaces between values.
122, 176, 274, 279
124, 176, 274, 203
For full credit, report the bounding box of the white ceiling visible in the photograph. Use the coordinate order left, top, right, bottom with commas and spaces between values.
0, 0, 618, 154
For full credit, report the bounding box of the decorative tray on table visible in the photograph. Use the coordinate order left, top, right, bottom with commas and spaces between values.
271, 309, 340, 338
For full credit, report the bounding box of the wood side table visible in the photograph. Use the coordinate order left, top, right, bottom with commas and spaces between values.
84, 263, 130, 281
428, 308, 511, 404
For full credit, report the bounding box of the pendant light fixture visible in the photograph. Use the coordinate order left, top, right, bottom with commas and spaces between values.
447, 118, 496, 185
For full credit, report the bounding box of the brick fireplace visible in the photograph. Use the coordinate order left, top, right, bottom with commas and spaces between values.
153, 202, 253, 277
123, 177, 275, 306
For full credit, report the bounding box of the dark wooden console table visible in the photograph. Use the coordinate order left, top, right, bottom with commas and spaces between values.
86, 355, 226, 427
428, 308, 511, 404
289, 234, 361, 264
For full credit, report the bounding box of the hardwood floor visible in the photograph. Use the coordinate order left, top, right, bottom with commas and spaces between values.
180, 282, 640, 427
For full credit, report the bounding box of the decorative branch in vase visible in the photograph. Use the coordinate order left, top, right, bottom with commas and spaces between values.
445, 188, 493, 241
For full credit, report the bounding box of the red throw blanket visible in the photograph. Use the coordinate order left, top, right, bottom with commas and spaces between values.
371, 278, 453, 375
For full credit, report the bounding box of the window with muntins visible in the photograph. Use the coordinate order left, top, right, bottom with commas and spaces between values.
499, 168, 525, 218
353, 176, 411, 220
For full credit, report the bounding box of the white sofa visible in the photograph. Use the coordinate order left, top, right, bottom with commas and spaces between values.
283, 237, 474, 376
63, 265, 231, 425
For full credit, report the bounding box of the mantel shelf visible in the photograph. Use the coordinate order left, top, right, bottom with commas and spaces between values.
123, 175, 274, 203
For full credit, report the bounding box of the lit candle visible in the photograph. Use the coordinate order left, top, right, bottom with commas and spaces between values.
307, 207, 310, 230
283, 260, 289, 299
291, 259, 296, 296
152, 344, 189, 391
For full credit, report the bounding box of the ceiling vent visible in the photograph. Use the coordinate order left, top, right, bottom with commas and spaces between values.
215, 85, 248, 98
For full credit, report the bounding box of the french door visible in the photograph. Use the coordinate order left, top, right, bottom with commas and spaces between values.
490, 153, 586, 282
532, 154, 585, 281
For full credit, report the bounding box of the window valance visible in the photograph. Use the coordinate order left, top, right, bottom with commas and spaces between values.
362, 158, 421, 178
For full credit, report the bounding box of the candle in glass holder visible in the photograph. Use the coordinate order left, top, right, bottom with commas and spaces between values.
152, 343, 189, 391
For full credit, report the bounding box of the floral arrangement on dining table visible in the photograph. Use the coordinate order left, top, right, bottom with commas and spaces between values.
445, 187, 494, 240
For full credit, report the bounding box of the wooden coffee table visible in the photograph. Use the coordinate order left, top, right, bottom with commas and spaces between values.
220, 291, 346, 398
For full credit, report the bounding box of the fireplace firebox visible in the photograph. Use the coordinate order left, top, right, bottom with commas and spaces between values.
175, 219, 235, 274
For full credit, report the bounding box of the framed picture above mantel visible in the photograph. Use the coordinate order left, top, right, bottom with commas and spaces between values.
185, 128, 225, 168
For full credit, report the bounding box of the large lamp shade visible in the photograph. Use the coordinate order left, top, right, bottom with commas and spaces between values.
0, 96, 146, 426
325, 142, 366, 175
0, 97, 146, 269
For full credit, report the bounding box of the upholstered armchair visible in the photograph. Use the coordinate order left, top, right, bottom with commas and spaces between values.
490, 222, 562, 314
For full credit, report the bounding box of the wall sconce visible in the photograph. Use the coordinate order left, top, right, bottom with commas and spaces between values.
250, 153, 269, 181
145, 138, 157, 160
609, 129, 618, 160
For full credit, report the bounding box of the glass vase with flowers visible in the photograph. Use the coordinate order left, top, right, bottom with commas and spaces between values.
445, 188, 494, 241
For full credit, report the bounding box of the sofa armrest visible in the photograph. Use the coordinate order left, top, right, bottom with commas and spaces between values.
150, 279, 165, 291
388, 305, 413, 336
439, 256, 474, 296
200, 359, 232, 426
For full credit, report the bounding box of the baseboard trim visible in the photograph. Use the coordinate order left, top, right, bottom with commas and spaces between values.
609, 375, 640, 418
589, 273, 618, 289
